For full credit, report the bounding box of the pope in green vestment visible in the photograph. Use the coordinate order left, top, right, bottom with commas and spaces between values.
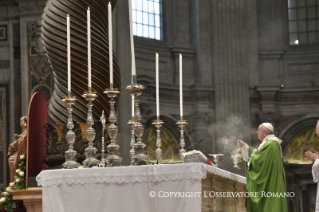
238, 123, 288, 212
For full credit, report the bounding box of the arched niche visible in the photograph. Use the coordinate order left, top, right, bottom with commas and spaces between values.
279, 113, 319, 164
145, 115, 192, 164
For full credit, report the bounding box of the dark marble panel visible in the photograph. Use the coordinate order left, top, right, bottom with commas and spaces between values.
0, 60, 9, 69
13, 23, 20, 46
0, 150, 4, 184
14, 47, 20, 59
14, 77, 21, 134
0, 125, 4, 148
14, 59, 20, 76
0, 25, 7, 42
0, 88, 3, 122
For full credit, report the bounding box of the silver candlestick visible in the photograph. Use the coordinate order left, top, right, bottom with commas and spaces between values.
126, 75, 149, 165
62, 96, 80, 169
99, 110, 106, 167
127, 119, 136, 166
177, 119, 188, 162
104, 87, 123, 166
152, 119, 164, 164
82, 90, 100, 167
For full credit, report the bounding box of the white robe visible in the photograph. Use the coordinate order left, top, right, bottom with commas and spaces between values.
312, 159, 319, 212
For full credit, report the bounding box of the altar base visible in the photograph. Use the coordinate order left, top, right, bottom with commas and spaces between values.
11, 188, 42, 212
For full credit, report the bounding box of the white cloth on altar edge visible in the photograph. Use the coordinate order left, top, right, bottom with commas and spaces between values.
37, 163, 246, 212
36, 163, 246, 187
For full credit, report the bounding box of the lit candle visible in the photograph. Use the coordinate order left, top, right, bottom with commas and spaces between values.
179, 54, 183, 119
67, 14, 71, 93
128, 0, 136, 76
108, 2, 113, 86
156, 53, 159, 118
87, 7, 91, 88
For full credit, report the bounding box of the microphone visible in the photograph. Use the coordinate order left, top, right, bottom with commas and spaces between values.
216, 156, 229, 165
156, 146, 172, 165
187, 130, 195, 135
156, 130, 196, 164
164, 139, 204, 164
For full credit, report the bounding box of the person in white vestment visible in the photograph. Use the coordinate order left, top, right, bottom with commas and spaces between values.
305, 121, 319, 212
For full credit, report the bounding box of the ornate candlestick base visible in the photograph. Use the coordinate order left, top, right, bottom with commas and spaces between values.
82, 91, 100, 168
126, 75, 149, 165
62, 96, 80, 169
127, 120, 136, 166
177, 120, 188, 162
104, 88, 122, 167
132, 121, 149, 165
152, 120, 164, 164
98, 110, 106, 167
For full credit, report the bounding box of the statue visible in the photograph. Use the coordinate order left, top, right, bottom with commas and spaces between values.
7, 116, 27, 182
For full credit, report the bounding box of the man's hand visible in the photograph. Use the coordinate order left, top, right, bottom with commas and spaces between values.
237, 140, 244, 148
305, 151, 319, 162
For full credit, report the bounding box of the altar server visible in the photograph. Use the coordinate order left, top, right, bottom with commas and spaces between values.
305, 120, 319, 212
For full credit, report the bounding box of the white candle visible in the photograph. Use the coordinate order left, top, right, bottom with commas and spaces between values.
132, 96, 134, 117
179, 54, 183, 118
87, 7, 91, 88
128, 0, 136, 76
67, 14, 71, 93
156, 53, 159, 118
108, 2, 113, 86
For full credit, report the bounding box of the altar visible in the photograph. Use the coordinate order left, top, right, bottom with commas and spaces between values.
33, 163, 246, 212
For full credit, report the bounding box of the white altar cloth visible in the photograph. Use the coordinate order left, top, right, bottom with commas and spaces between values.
36, 163, 245, 212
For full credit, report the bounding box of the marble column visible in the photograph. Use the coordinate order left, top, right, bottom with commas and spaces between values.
212, 0, 250, 121
114, 0, 132, 165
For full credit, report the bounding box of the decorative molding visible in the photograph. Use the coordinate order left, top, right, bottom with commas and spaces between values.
7, 6, 18, 16
30, 56, 51, 81
27, 21, 45, 55
19, 1, 46, 13
256, 86, 280, 112
171, 47, 196, 56
257, 111, 281, 131
288, 62, 319, 75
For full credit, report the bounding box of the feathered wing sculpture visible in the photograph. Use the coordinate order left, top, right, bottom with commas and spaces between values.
42, 0, 120, 125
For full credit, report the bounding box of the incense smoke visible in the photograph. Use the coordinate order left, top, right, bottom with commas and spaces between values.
207, 114, 256, 158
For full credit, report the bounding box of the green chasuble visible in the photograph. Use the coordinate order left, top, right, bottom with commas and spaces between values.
245, 140, 288, 212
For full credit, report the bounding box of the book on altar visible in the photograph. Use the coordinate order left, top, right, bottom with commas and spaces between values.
181, 150, 213, 166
